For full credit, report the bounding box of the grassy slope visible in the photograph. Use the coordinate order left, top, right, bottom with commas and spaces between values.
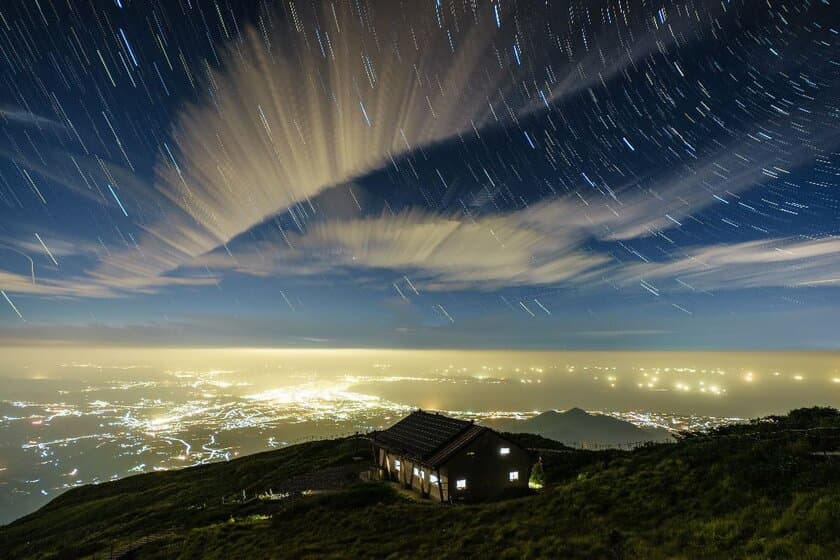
2, 409, 838, 560
0, 437, 372, 559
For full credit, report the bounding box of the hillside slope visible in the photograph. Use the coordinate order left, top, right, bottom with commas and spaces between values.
2, 408, 838, 559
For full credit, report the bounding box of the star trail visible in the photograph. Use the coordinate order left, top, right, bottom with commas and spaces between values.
0, 0, 837, 347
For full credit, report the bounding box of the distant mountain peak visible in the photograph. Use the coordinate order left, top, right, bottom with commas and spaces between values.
491, 405, 673, 447
534, 407, 590, 419
562, 407, 590, 416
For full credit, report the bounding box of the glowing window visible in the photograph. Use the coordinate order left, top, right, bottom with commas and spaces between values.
430, 474, 439, 484
413, 467, 419, 477
420, 470, 425, 479
509, 471, 519, 481
456, 479, 467, 490
394, 459, 400, 471
500, 447, 510, 455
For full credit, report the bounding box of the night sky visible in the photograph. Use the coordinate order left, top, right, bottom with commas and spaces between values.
0, 0, 837, 350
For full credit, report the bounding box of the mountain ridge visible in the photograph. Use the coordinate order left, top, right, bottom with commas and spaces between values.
484, 407, 674, 447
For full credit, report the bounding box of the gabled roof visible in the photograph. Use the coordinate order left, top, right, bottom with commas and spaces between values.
372, 410, 489, 467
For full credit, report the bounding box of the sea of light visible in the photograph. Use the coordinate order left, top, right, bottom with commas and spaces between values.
0, 347, 837, 524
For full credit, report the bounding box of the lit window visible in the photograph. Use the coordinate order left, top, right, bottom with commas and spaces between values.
500, 447, 510, 455
456, 479, 467, 490
430, 474, 439, 484
420, 470, 425, 479
509, 471, 519, 481
413, 467, 419, 477
394, 459, 400, 471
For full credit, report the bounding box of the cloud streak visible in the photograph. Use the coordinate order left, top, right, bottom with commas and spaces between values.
89, 1, 522, 291
0, 107, 63, 129
191, 194, 840, 294
617, 237, 840, 291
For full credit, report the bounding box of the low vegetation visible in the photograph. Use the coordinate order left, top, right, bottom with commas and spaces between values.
2, 408, 838, 559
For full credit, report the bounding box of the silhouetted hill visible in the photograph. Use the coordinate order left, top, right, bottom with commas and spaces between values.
1, 407, 839, 559
486, 407, 673, 447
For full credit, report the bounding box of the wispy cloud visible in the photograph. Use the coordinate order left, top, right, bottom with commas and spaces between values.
0, 233, 217, 300
188, 211, 597, 290
1, 2, 527, 297
0, 107, 63, 129
0, 268, 217, 300
188, 193, 840, 294
518, 0, 714, 118
615, 237, 840, 291
85, 3, 521, 290
297, 209, 608, 290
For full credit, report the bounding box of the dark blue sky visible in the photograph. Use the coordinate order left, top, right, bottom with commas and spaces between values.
0, 0, 837, 349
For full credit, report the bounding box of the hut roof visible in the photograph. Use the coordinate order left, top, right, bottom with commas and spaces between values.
372, 410, 488, 467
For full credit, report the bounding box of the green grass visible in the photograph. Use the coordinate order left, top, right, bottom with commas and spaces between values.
2, 408, 838, 559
